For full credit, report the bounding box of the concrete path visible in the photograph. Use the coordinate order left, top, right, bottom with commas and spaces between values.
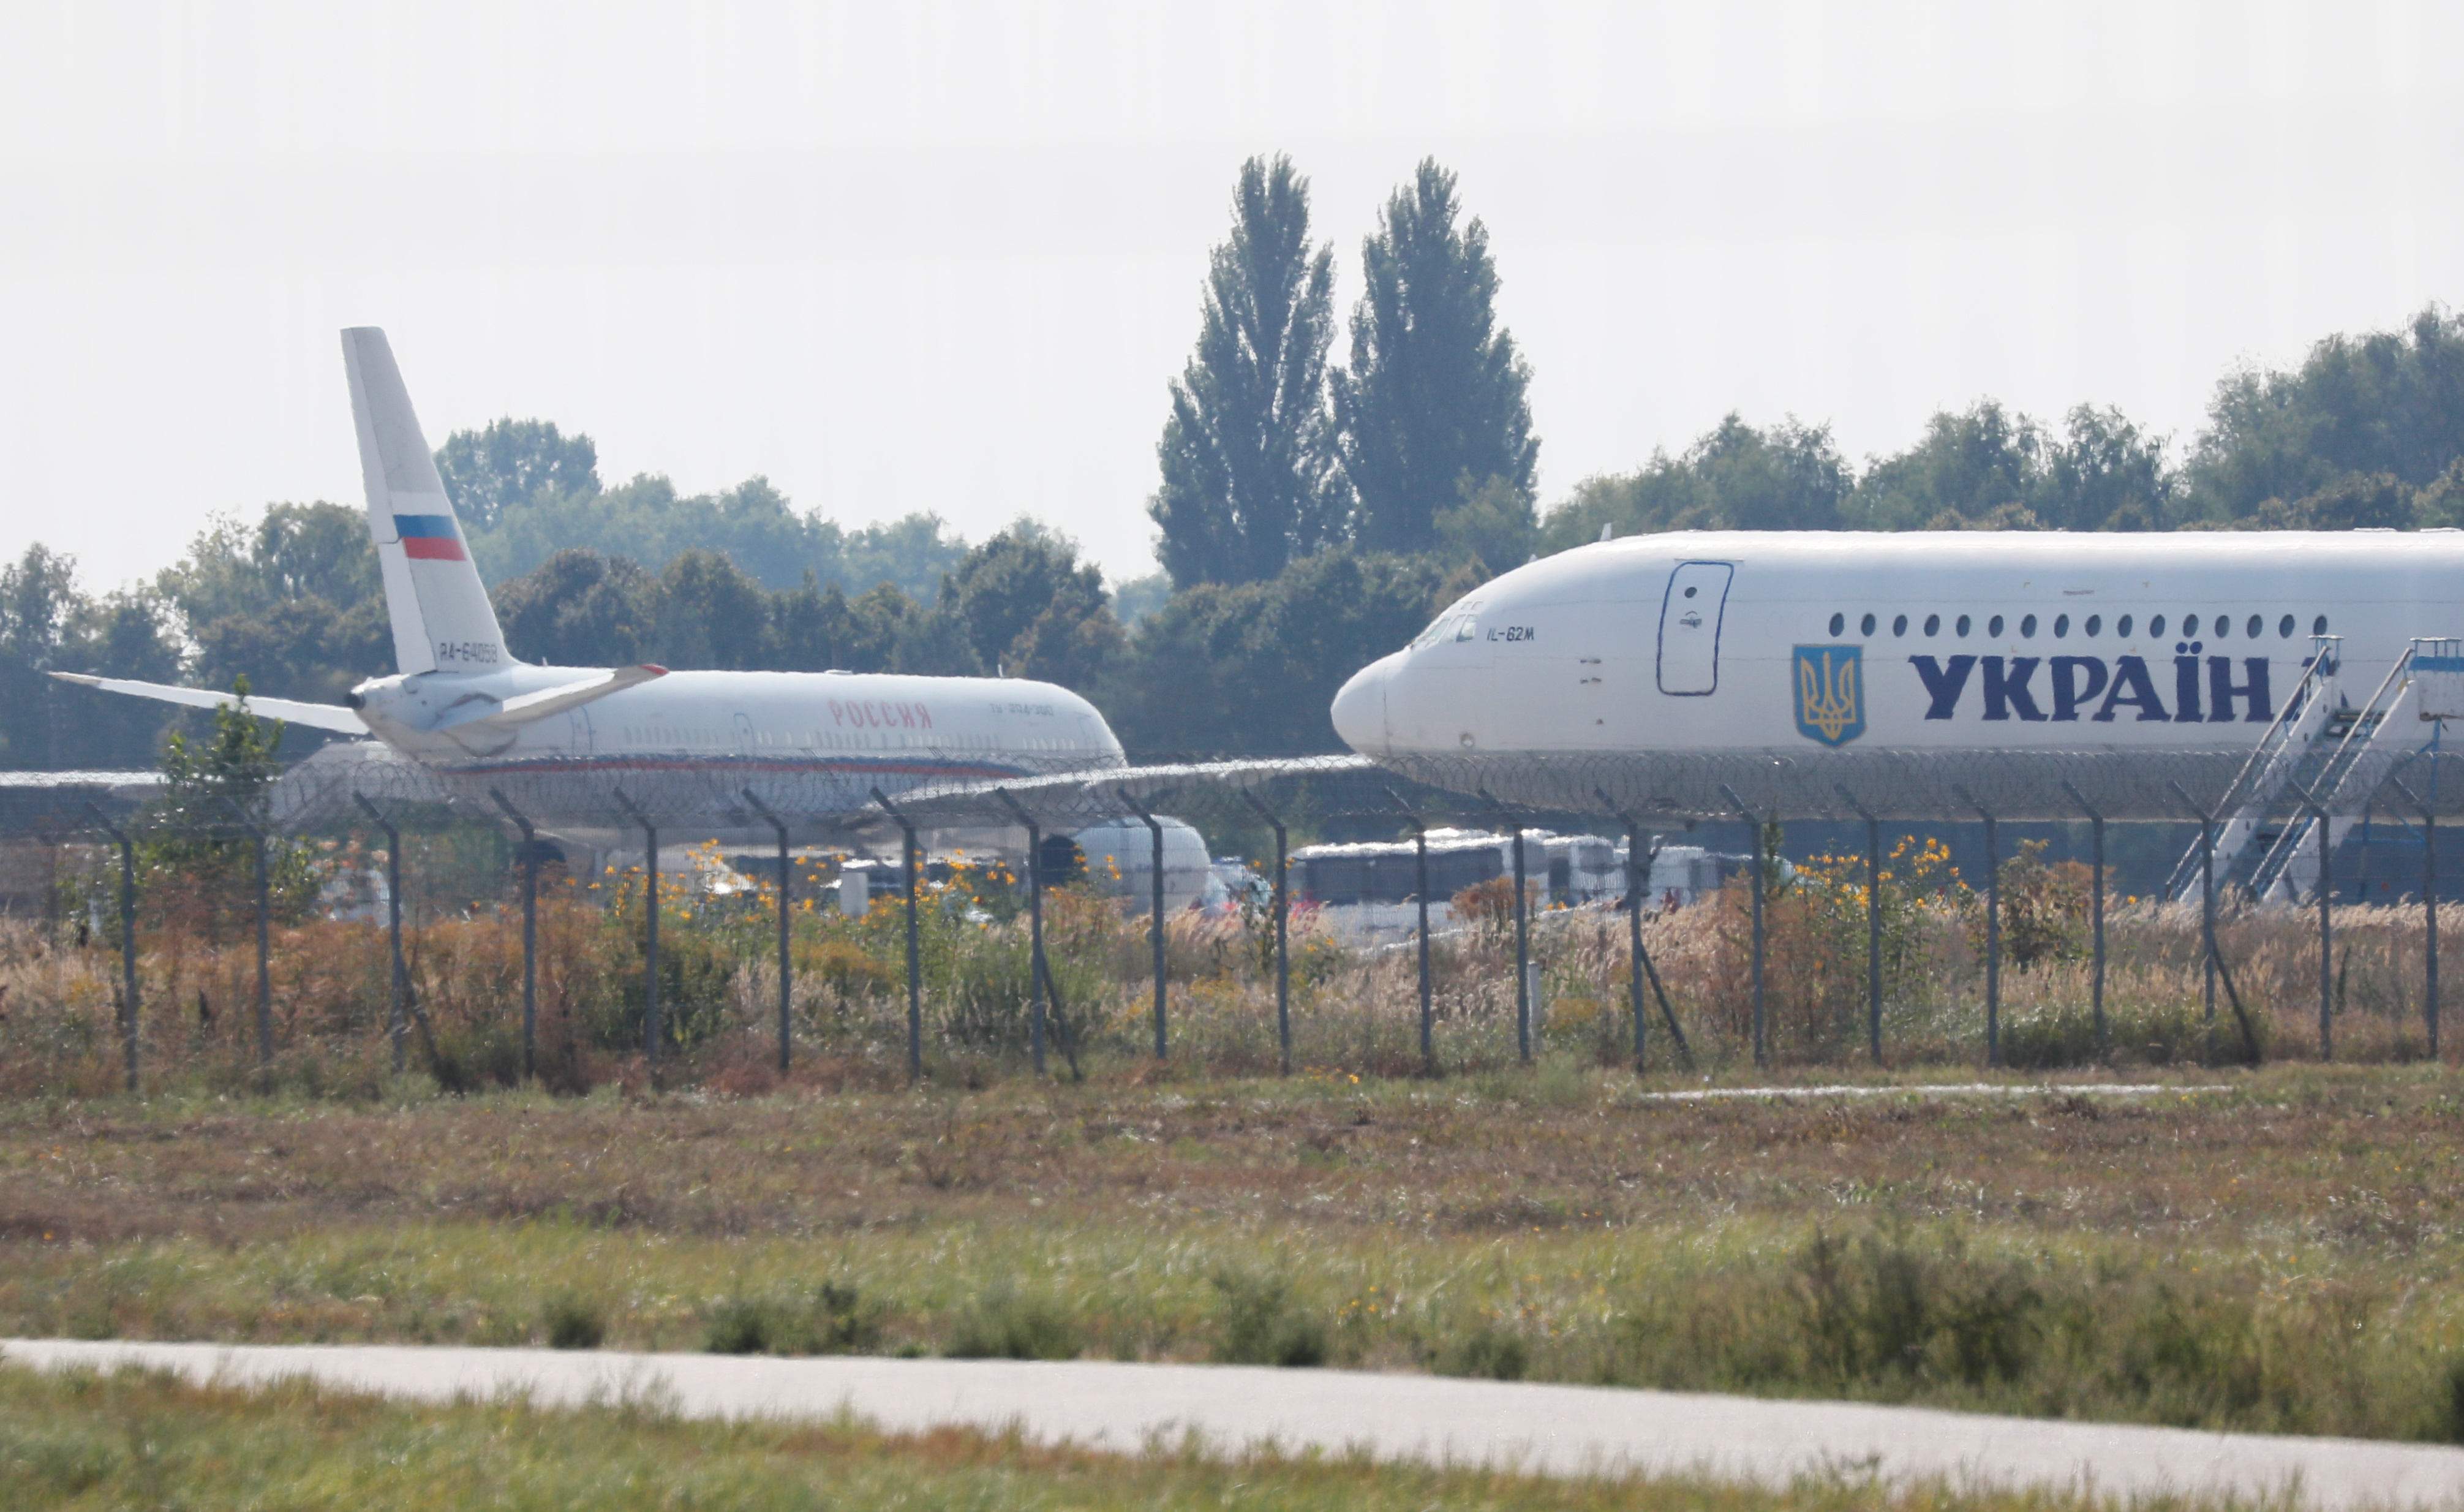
9, 1339, 2463, 1508
1632, 1083, 2224, 1103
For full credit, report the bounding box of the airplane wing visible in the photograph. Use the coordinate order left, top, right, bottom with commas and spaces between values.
874, 754, 1378, 825
434, 665, 668, 733
48, 673, 369, 734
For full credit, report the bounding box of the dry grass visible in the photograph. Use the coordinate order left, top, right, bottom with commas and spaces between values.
7, 842, 2464, 1448
3, 1065, 2464, 1439
8, 826, 2464, 1091
0, 1066, 2444, 1252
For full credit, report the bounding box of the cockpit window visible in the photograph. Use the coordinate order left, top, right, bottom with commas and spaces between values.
1411, 600, 1483, 649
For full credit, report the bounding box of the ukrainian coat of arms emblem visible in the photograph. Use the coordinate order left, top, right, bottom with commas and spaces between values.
1792, 644, 1864, 746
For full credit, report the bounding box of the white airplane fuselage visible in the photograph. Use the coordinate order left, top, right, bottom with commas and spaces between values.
352, 662, 1122, 844
1332, 529, 2464, 820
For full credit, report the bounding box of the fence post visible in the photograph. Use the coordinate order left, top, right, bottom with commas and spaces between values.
352, 793, 409, 1076
490, 790, 540, 1083
1866, 816, 1882, 1060
2169, 780, 2259, 1065
221, 798, 273, 1074
1239, 789, 1292, 1075
992, 788, 1047, 1076
1387, 792, 1434, 1075
742, 789, 795, 1077
85, 803, 139, 1093
1482, 788, 1532, 1064
2316, 797, 2335, 1060
2285, 781, 2333, 1062
1600, 789, 1692, 1073
612, 790, 660, 1073
869, 787, 924, 1084
2430, 805, 2441, 1060
1118, 790, 1169, 1060
1837, 786, 1883, 1064
2201, 811, 2217, 1057
1961, 790, 2000, 1068
1609, 799, 1651, 1072
2061, 782, 2108, 1059
1720, 785, 1766, 1069
2391, 775, 2441, 1060
1629, 828, 1651, 1075
1985, 809, 2000, 1067
2435, 719, 2449, 1061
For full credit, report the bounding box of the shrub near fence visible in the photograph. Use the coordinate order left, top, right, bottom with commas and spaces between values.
0, 822, 2457, 1096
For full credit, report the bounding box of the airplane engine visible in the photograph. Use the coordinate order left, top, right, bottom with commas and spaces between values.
1071, 816, 1213, 912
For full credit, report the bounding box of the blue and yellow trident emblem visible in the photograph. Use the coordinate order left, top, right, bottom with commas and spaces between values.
1792, 644, 1865, 746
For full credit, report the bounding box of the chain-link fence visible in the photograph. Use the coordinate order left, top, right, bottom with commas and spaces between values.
6, 738, 2464, 1094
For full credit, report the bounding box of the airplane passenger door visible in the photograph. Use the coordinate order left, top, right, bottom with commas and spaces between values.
733, 713, 756, 753
1656, 561, 1733, 695
567, 708, 593, 754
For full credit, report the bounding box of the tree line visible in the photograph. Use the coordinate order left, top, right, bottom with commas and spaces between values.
1152, 156, 2464, 573
435, 420, 969, 602
0, 499, 1449, 763
4, 153, 2461, 769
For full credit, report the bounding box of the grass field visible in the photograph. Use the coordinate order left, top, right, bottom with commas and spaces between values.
10, 820, 2460, 1500
5, 1062, 2463, 1448
0, 1360, 2233, 1512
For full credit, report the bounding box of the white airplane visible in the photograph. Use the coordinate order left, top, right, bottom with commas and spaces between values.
54, 328, 1127, 849
1331, 529, 2464, 847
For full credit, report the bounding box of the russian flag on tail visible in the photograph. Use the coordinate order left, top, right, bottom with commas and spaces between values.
394, 514, 467, 561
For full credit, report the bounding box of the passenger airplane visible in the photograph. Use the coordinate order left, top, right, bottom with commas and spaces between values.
1331, 529, 2464, 825
55, 328, 1125, 845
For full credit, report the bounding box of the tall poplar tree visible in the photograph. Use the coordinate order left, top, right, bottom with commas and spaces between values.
1332, 160, 1538, 556
1149, 156, 1344, 589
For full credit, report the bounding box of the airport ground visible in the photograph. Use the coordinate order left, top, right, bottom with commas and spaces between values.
8, 860, 2464, 1505
3, 1061, 2462, 1460
0, 1355, 2239, 1512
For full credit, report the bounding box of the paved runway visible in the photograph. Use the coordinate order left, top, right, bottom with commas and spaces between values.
10, 1338, 2462, 1508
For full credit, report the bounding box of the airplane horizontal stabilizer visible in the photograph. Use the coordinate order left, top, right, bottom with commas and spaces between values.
48, 673, 369, 734
434, 665, 668, 735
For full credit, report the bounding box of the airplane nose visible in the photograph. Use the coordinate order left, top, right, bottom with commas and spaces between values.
1330, 659, 1388, 754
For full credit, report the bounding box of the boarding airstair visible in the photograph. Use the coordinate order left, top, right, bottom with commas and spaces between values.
2161, 637, 2346, 901
2174, 638, 2464, 904
2252, 637, 2464, 900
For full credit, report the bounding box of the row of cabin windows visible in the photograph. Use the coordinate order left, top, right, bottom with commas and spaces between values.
617, 728, 1072, 752
1824, 610, 2332, 642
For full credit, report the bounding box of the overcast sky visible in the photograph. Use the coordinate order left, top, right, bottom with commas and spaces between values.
2, 1, 2457, 595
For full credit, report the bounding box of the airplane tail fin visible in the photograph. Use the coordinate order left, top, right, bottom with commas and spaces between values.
341, 328, 515, 676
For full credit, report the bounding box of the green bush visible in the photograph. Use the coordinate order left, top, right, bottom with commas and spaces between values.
702, 1297, 775, 1355
1798, 1228, 2040, 1386
938, 931, 1039, 1051
1999, 996, 2218, 1069
703, 1283, 874, 1356
1434, 1325, 1529, 1381
579, 904, 740, 1053
796, 937, 892, 999
1208, 1271, 1326, 1368
543, 1293, 605, 1350
944, 1283, 1079, 1361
